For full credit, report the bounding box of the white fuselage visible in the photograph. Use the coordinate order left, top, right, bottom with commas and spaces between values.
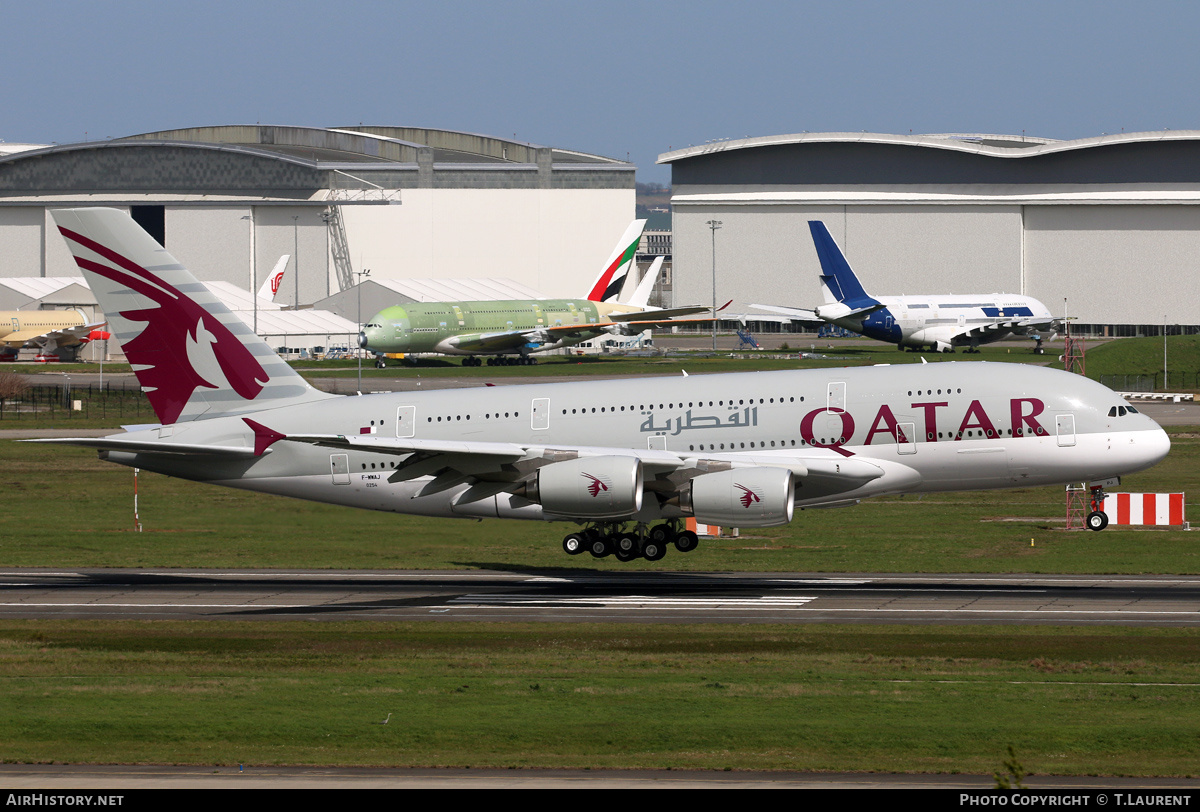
98, 362, 1170, 525
821, 294, 1055, 351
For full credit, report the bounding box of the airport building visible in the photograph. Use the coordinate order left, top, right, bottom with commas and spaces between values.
659, 132, 1200, 334
0, 126, 636, 306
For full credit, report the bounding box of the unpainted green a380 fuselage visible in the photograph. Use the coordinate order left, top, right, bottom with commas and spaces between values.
361, 298, 639, 356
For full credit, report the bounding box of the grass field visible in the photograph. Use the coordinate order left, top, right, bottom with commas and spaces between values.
0, 621, 1196, 775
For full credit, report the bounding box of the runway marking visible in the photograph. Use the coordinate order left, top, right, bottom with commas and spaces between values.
453, 595, 809, 608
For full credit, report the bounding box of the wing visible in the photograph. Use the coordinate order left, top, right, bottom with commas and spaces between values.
605, 299, 731, 323
961, 317, 1062, 341
284, 432, 889, 508
605, 304, 713, 322
44, 320, 108, 347
445, 322, 609, 353
2, 319, 107, 349
0, 329, 50, 348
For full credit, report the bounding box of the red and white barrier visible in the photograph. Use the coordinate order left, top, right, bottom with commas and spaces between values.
686, 517, 722, 538
1101, 493, 1186, 527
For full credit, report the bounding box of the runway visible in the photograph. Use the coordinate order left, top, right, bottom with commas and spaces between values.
2, 569, 1198, 626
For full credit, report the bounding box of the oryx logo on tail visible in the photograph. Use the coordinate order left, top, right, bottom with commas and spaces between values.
59, 225, 268, 425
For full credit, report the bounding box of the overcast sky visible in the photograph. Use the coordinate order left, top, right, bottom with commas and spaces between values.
4, 1, 1199, 183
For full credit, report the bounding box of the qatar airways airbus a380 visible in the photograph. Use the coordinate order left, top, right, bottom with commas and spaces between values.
31, 208, 1169, 561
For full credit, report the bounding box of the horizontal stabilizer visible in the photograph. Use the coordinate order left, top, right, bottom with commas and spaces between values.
814, 300, 886, 320
23, 437, 262, 458
750, 304, 820, 320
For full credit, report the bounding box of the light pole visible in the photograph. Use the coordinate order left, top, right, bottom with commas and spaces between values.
292, 215, 300, 312
707, 219, 722, 350
356, 268, 371, 393
241, 213, 257, 335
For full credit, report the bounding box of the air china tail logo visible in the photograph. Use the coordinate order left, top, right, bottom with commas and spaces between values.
269, 271, 284, 295
59, 226, 269, 425
736, 484, 761, 509
583, 473, 610, 498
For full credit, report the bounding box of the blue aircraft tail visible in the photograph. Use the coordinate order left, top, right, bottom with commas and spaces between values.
808, 221, 876, 307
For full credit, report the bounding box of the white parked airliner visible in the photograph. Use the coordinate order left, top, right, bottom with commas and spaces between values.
31, 208, 1169, 560
754, 221, 1061, 353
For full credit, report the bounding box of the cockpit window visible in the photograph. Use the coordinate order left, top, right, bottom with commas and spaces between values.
1109, 405, 1134, 417
1126, 405, 1139, 414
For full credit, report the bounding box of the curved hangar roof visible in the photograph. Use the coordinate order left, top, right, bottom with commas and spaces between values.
0, 125, 633, 201
658, 131, 1200, 187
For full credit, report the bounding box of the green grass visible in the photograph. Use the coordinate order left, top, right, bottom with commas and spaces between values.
1047, 334, 1200, 386
0, 621, 1196, 774
0, 428, 1196, 572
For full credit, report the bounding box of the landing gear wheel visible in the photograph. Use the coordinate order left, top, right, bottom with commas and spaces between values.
588, 537, 612, 558
562, 533, 586, 555
674, 530, 699, 553
615, 533, 638, 554
614, 545, 640, 562
648, 524, 676, 546
1086, 511, 1109, 531
642, 540, 667, 561
374, 358, 385, 368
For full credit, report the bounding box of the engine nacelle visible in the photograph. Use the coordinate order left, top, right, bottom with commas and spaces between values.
686, 467, 794, 528
528, 455, 643, 519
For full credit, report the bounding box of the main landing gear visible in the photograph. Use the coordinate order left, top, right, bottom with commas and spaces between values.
481, 355, 538, 366
561, 522, 700, 562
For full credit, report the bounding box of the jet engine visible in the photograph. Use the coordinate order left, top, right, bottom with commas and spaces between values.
684, 467, 794, 527
526, 455, 643, 519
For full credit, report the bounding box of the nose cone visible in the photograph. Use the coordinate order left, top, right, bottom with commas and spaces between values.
359, 307, 411, 353
359, 325, 383, 351
1134, 426, 1172, 473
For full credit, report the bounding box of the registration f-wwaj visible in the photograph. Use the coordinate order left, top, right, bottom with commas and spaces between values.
35, 208, 1170, 560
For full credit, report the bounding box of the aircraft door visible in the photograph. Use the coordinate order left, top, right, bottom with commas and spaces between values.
897, 421, 917, 455
1056, 414, 1076, 447
330, 454, 351, 485
827, 381, 846, 411
396, 405, 416, 438
531, 397, 550, 430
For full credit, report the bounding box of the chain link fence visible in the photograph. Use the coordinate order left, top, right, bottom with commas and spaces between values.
0, 382, 151, 422
1098, 372, 1200, 392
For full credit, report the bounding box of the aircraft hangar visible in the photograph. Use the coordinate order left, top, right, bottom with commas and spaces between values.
659, 132, 1200, 334
0, 125, 635, 308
